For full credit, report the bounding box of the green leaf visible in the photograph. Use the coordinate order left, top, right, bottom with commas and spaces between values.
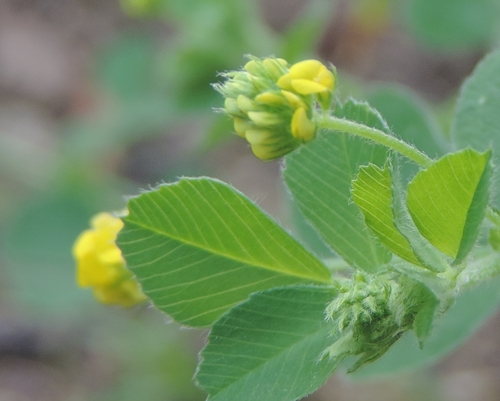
284, 100, 391, 273
351, 164, 420, 265
407, 148, 492, 262
403, 0, 498, 50
352, 273, 500, 378
118, 178, 331, 327
390, 159, 450, 274
196, 286, 338, 401
451, 49, 500, 208
280, 0, 336, 61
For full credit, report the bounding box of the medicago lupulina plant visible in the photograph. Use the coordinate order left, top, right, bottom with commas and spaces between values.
74, 50, 500, 401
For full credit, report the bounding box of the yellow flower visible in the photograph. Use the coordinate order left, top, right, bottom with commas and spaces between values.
278, 60, 335, 95
245, 128, 299, 160
233, 118, 253, 138
73, 212, 147, 307
291, 107, 316, 141
214, 56, 337, 159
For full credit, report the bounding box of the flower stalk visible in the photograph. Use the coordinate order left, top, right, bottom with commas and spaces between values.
317, 115, 434, 168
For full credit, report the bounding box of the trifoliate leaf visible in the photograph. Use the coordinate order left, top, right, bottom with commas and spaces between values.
118, 178, 331, 327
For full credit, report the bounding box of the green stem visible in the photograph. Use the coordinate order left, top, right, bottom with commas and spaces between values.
318, 115, 434, 168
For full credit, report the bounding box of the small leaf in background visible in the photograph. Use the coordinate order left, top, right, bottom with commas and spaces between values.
199, 111, 234, 151
284, 100, 391, 274
402, 0, 498, 50
451, 49, 500, 208
351, 163, 420, 265
352, 274, 500, 378
2, 191, 105, 318
118, 178, 331, 327
96, 34, 158, 100
196, 286, 338, 401
279, 0, 336, 62
407, 148, 491, 263
63, 94, 174, 163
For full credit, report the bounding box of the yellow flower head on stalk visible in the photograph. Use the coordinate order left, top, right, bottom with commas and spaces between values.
73, 212, 147, 307
277, 59, 336, 111
214, 56, 336, 160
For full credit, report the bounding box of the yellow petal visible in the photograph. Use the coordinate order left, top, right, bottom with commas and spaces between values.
77, 254, 121, 287
245, 129, 271, 145
247, 111, 282, 126
291, 107, 316, 141
291, 79, 328, 95
281, 90, 307, 109
73, 230, 95, 259
277, 74, 293, 91
93, 279, 147, 308
91, 212, 123, 231
289, 60, 324, 80
233, 118, 253, 137
316, 68, 335, 90
255, 91, 286, 106
99, 248, 123, 265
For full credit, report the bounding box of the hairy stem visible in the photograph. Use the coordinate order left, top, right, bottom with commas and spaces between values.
318, 115, 433, 168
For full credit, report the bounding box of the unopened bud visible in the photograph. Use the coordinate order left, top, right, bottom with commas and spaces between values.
236, 95, 257, 112
248, 111, 283, 126
233, 118, 253, 138
255, 91, 287, 106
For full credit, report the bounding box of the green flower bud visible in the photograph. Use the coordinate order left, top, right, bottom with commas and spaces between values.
255, 91, 288, 106
233, 118, 254, 138
248, 111, 283, 126
224, 97, 241, 116
236, 95, 258, 113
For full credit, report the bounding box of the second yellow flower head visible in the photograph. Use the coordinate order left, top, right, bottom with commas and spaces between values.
73, 212, 147, 308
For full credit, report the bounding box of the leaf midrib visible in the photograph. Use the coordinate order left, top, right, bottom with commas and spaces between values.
123, 218, 332, 284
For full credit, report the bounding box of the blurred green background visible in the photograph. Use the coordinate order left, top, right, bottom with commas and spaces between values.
1, 0, 500, 400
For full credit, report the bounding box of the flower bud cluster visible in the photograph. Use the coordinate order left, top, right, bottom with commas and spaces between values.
326, 272, 391, 332
214, 56, 336, 160
324, 271, 439, 371
73, 212, 147, 307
